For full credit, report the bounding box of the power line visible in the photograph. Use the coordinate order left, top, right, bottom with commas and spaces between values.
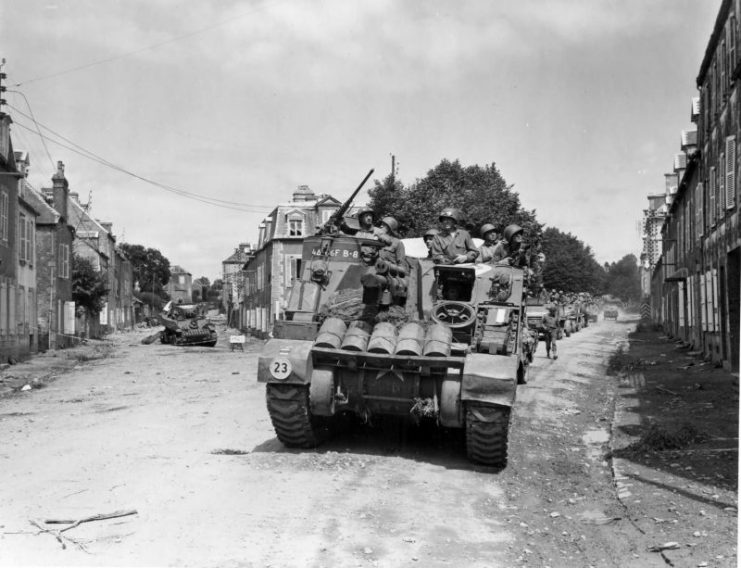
11, 2, 284, 88
9, 110, 275, 213
7, 90, 55, 171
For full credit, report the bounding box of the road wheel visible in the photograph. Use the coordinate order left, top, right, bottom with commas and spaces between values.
465, 404, 510, 467
266, 383, 330, 448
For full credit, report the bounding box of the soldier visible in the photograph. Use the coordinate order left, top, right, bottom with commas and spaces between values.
490, 224, 526, 266
423, 228, 439, 258
342, 206, 377, 238
477, 223, 501, 264
543, 305, 559, 359
376, 216, 406, 265
430, 208, 479, 264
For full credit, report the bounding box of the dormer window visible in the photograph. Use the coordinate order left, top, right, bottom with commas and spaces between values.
285, 210, 304, 237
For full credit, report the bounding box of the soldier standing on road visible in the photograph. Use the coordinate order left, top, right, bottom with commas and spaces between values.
477, 223, 501, 264
543, 305, 559, 360
376, 216, 406, 265
430, 208, 479, 264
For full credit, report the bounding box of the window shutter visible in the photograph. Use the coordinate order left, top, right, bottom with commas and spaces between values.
695, 182, 703, 238
726, 135, 736, 209
678, 282, 685, 327
709, 168, 716, 226
700, 273, 707, 331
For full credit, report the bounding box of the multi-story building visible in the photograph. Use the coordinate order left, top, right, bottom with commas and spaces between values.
67, 193, 134, 335
221, 243, 255, 324
241, 185, 341, 337
650, 0, 740, 372
166, 265, 193, 303
15, 152, 39, 356
24, 161, 75, 351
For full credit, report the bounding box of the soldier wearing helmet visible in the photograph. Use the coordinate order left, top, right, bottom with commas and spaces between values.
490, 224, 526, 265
477, 223, 502, 264
430, 207, 479, 264
376, 216, 406, 265
349, 206, 377, 239
542, 304, 559, 359
423, 228, 439, 258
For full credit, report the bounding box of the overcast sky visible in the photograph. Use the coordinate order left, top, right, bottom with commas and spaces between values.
2, 0, 722, 281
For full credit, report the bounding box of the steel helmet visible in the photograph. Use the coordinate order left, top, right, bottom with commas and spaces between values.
480, 223, 498, 237
502, 224, 523, 243
423, 228, 439, 238
439, 207, 463, 224
356, 206, 374, 218
380, 216, 399, 235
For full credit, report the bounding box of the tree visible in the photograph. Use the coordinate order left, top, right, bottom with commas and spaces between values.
72, 254, 109, 315
540, 227, 605, 294
119, 243, 171, 294
604, 254, 642, 303
368, 160, 541, 241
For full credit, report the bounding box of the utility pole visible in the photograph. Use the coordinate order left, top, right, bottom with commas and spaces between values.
0, 59, 6, 118
390, 154, 395, 183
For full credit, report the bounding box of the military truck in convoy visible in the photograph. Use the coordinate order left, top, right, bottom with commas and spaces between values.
257, 171, 532, 467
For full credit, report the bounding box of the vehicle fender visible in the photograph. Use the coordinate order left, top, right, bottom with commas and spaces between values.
461, 353, 518, 407
257, 339, 314, 384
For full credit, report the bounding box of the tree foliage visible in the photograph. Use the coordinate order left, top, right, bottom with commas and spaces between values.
368, 160, 542, 241
604, 254, 642, 303
119, 243, 171, 294
540, 227, 605, 294
72, 254, 109, 315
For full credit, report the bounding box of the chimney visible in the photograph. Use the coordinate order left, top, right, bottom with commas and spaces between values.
51, 161, 69, 220
69, 191, 80, 204
100, 221, 113, 234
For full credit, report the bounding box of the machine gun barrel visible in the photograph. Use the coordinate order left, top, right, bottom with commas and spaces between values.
320, 168, 375, 235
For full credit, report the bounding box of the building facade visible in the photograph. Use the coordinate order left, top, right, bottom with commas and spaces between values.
240, 186, 341, 337
166, 265, 193, 303
649, 0, 741, 372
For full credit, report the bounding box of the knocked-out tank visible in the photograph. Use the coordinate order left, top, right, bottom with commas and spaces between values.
257, 179, 531, 467
158, 301, 217, 347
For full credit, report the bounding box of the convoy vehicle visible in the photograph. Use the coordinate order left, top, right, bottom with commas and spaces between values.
603, 307, 619, 320
158, 301, 217, 347
257, 172, 531, 467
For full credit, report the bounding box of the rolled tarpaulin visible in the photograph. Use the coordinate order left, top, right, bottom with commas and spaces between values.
394, 322, 425, 356
340, 320, 373, 351
367, 322, 397, 354
314, 317, 347, 349
423, 323, 453, 357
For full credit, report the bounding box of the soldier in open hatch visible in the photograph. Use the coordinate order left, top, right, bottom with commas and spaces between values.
430, 208, 479, 264
376, 216, 406, 265
490, 224, 528, 266
341, 206, 378, 239
477, 223, 501, 264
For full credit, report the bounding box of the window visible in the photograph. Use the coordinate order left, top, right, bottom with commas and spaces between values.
59, 243, 70, 279
695, 182, 704, 239
709, 168, 716, 227
288, 218, 303, 237
0, 190, 8, 242
18, 213, 27, 263
27, 217, 34, 264
285, 256, 302, 286
726, 135, 736, 209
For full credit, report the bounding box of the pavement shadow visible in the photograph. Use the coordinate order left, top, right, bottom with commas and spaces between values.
251, 414, 503, 473
608, 327, 738, 494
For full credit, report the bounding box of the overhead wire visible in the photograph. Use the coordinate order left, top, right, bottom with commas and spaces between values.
7, 90, 55, 171
8, 105, 275, 214
11, 1, 285, 88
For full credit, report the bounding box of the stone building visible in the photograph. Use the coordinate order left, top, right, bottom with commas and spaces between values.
240, 185, 341, 337
649, 0, 740, 372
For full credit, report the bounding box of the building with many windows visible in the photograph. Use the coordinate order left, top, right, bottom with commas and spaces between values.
649, 0, 740, 372
240, 185, 341, 337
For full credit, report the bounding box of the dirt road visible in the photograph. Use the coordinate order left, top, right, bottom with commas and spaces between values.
0, 319, 735, 567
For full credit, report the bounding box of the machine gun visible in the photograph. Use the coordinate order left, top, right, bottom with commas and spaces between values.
318, 168, 375, 235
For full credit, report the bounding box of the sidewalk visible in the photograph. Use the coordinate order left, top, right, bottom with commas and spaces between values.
608, 324, 738, 567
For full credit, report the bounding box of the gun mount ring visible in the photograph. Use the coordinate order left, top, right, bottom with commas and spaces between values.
431, 301, 477, 328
